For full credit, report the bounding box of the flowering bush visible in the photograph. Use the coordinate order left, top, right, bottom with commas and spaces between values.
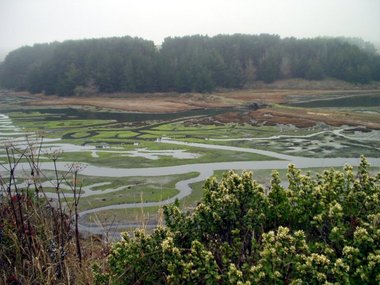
95, 157, 380, 284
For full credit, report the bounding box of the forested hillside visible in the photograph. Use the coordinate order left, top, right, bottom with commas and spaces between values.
1, 34, 380, 95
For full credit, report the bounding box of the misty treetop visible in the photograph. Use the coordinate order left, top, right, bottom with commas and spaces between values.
1, 34, 380, 95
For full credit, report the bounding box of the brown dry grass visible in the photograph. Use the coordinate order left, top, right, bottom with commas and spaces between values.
15, 88, 377, 113
213, 107, 380, 129
5, 86, 380, 129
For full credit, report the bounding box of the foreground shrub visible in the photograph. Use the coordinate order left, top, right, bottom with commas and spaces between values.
95, 157, 380, 284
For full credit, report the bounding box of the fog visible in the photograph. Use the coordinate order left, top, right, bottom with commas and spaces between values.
1, 0, 379, 60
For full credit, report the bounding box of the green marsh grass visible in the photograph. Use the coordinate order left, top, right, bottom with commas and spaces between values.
71, 172, 199, 211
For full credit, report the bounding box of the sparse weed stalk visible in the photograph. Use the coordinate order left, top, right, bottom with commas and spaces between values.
0, 136, 94, 284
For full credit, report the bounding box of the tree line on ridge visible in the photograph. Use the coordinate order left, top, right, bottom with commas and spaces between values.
1, 34, 379, 96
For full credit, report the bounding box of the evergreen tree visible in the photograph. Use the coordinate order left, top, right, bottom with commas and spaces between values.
1, 35, 379, 95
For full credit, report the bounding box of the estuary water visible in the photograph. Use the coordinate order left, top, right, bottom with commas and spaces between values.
2, 111, 380, 235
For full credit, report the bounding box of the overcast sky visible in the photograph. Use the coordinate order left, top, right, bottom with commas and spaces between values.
1, 0, 379, 60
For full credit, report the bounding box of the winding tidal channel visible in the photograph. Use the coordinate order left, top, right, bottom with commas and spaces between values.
1, 113, 380, 236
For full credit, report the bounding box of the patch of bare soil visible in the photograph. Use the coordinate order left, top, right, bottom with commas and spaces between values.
28, 95, 196, 113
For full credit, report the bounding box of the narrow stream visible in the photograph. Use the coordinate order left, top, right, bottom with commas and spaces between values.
2, 112, 380, 236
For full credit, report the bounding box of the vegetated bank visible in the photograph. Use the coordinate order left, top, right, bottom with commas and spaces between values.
2, 151, 380, 284
95, 158, 380, 284
0, 34, 380, 96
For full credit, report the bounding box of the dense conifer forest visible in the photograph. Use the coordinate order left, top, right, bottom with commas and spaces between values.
1, 34, 380, 95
